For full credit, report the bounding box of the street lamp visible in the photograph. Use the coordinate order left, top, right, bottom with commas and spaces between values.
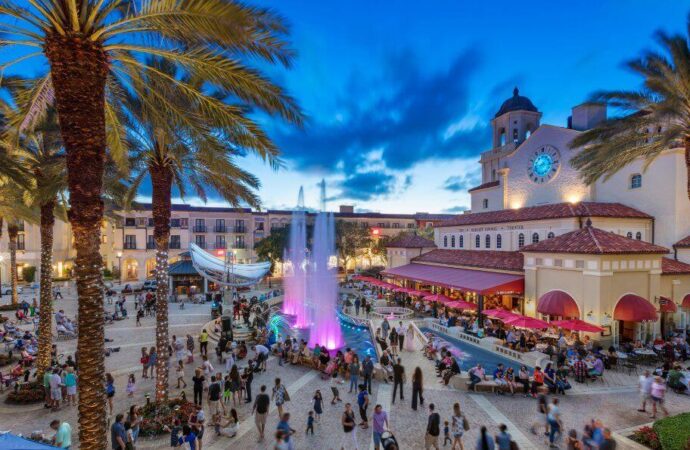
117, 251, 123, 284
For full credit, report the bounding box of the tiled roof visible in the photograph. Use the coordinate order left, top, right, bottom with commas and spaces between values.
467, 181, 500, 193
168, 260, 199, 276
411, 249, 524, 272
661, 257, 690, 275
438, 202, 652, 228
385, 233, 436, 248
673, 235, 690, 248
521, 226, 669, 255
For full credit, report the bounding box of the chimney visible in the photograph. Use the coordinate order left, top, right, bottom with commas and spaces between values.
571, 103, 607, 131
339, 205, 354, 214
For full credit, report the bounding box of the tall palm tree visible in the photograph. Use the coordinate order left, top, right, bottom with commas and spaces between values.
0, 186, 36, 305
125, 60, 272, 401
571, 30, 690, 197
1, 2, 301, 445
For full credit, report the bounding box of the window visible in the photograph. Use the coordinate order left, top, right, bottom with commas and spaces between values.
195, 235, 206, 248
443, 236, 448, 247
17, 234, 25, 250
136, 217, 147, 227
636, 232, 642, 241
170, 235, 181, 249
499, 129, 506, 146
180, 218, 188, 229
124, 235, 137, 249
485, 234, 491, 249
170, 218, 180, 228
496, 234, 502, 249
526, 129, 532, 139
256, 221, 265, 231
235, 236, 245, 249
215, 219, 226, 233
531, 232, 539, 244
407, 223, 415, 229
513, 128, 519, 143
147, 218, 154, 227
630, 174, 642, 189
451, 235, 456, 248
459, 235, 464, 248
215, 235, 226, 249
626, 232, 633, 239
518, 233, 525, 248
575, 260, 585, 269
146, 235, 155, 249
547, 232, 555, 239
235, 220, 245, 232
392, 223, 400, 229
482, 199, 489, 209
475, 235, 480, 248
194, 219, 206, 232
491, 169, 497, 181
125, 218, 136, 227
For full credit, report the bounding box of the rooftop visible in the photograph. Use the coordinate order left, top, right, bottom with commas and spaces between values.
411, 249, 524, 272
673, 235, 690, 248
467, 180, 500, 193
437, 202, 652, 228
385, 233, 436, 248
521, 225, 669, 255
661, 257, 690, 275
494, 87, 538, 118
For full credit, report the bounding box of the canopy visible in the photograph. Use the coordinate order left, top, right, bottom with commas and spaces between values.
537, 290, 580, 317
503, 315, 549, 329
382, 263, 524, 295
552, 319, 604, 333
683, 294, 690, 309
423, 293, 454, 303
483, 308, 518, 320
613, 294, 658, 322
189, 243, 270, 286
445, 300, 477, 310
406, 289, 428, 297
0, 433, 59, 449
658, 297, 677, 313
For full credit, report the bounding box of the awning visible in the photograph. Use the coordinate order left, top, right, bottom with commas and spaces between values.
614, 294, 658, 322
658, 296, 677, 313
551, 319, 604, 333
683, 294, 690, 309
503, 315, 549, 329
381, 263, 524, 295
537, 290, 580, 317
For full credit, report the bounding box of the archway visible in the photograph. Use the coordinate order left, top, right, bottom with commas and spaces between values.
536, 290, 580, 320
123, 258, 139, 281
145, 258, 157, 279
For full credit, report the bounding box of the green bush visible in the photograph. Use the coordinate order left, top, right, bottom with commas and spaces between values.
22, 266, 36, 283
0, 303, 19, 311
653, 412, 690, 450
52, 276, 71, 282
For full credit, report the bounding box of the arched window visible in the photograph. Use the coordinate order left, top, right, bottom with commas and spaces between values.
626, 232, 633, 239
513, 128, 519, 143
636, 232, 642, 241
443, 235, 448, 247
547, 232, 555, 239
451, 235, 456, 248
518, 233, 525, 248
630, 174, 642, 189
531, 232, 540, 244
485, 234, 491, 249
499, 129, 506, 146
459, 235, 464, 248
496, 234, 502, 249
475, 235, 480, 248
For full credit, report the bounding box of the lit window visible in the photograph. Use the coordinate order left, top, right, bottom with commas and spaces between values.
513, 128, 519, 143
459, 235, 464, 248
443, 236, 448, 247
518, 233, 525, 248
451, 235, 456, 248
500, 129, 506, 146
626, 232, 633, 239
531, 232, 539, 244
485, 234, 491, 249
496, 234, 502, 249
475, 235, 480, 248
547, 232, 555, 239
630, 174, 642, 189
482, 198, 489, 209
636, 232, 642, 241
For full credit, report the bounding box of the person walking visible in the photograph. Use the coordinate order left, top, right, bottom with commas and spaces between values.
389, 328, 398, 356
372, 404, 389, 450
650, 376, 669, 419
362, 356, 374, 393
340, 403, 358, 450
411, 366, 425, 411
272, 378, 289, 419
450, 403, 466, 450
192, 368, 205, 406
111, 414, 127, 450
147, 346, 157, 379
638, 370, 653, 413
547, 398, 562, 448
176, 360, 187, 389
425, 403, 441, 450
140, 348, 149, 379
405, 324, 416, 352
349, 355, 361, 393
396, 321, 405, 350
392, 358, 405, 404
382, 318, 390, 338
276, 413, 296, 450
105, 373, 115, 415
495, 424, 512, 450
253, 385, 270, 442
476, 426, 495, 450
357, 384, 369, 429
199, 329, 209, 356
313, 390, 323, 422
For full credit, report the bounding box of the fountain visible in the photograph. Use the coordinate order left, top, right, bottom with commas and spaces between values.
282, 187, 308, 327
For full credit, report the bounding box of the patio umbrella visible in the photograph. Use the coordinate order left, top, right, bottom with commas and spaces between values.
423, 293, 453, 303
551, 319, 604, 333
482, 308, 517, 320
392, 286, 410, 293
445, 300, 477, 310
407, 289, 428, 297
503, 315, 549, 329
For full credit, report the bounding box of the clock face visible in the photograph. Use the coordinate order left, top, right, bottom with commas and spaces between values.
528, 145, 560, 183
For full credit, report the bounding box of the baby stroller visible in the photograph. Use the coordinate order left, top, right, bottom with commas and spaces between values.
381, 431, 399, 450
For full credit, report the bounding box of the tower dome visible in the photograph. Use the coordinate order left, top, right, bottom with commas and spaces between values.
494, 87, 538, 118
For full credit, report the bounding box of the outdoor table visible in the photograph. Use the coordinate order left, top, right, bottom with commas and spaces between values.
634, 349, 656, 356
615, 351, 629, 359
535, 343, 548, 352
542, 333, 560, 340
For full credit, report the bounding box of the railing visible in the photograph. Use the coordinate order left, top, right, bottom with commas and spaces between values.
193, 226, 207, 233
233, 243, 246, 249
195, 242, 206, 249
169, 242, 181, 249
214, 242, 227, 249
146, 242, 156, 249
370, 306, 414, 319
124, 243, 137, 250
494, 345, 523, 360
214, 226, 227, 233
234, 226, 246, 233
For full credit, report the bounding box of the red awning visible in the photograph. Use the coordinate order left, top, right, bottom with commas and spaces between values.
658, 297, 677, 313
614, 294, 658, 322
503, 315, 549, 329
537, 290, 580, 317
551, 319, 604, 333
683, 294, 690, 309
382, 263, 524, 295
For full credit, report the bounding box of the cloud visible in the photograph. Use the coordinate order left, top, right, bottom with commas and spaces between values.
442, 170, 481, 192
337, 170, 397, 201
442, 205, 470, 213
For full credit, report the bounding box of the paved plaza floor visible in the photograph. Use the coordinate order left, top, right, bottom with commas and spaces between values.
1, 286, 689, 449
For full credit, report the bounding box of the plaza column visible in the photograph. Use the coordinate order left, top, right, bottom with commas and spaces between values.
203, 277, 208, 293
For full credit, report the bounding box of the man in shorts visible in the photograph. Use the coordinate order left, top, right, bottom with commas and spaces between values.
49, 368, 63, 410
253, 385, 270, 441
207, 375, 223, 418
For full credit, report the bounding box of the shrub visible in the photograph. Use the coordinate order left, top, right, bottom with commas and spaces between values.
653, 412, 690, 450
0, 303, 19, 312
5, 381, 45, 404
139, 398, 196, 437
22, 266, 36, 283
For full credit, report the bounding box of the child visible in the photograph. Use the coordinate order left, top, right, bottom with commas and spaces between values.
126, 374, 136, 397
443, 420, 451, 446
306, 411, 314, 435
312, 390, 323, 422
176, 360, 186, 389
223, 375, 232, 404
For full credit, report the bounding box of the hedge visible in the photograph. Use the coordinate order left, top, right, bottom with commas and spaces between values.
653, 412, 690, 450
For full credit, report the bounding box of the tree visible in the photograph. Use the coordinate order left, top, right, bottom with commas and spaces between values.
335, 220, 371, 273
0, 186, 36, 306
1, 1, 301, 446
571, 29, 690, 200
254, 226, 290, 273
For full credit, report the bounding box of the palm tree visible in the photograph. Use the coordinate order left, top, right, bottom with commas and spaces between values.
0, 188, 36, 305
571, 30, 690, 196
1, 2, 301, 445
124, 60, 274, 401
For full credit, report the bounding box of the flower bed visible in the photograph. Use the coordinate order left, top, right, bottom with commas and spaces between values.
630, 413, 690, 450
5, 381, 45, 404
139, 398, 197, 437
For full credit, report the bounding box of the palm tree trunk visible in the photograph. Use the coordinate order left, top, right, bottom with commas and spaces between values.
151, 165, 173, 402
7, 224, 19, 305
685, 136, 690, 201
36, 199, 56, 377
45, 35, 109, 450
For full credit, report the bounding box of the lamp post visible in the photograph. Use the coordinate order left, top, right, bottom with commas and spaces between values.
117, 251, 123, 284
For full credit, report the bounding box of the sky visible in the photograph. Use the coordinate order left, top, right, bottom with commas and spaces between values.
5, 1, 689, 214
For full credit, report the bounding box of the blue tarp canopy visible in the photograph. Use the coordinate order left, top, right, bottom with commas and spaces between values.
0, 433, 60, 450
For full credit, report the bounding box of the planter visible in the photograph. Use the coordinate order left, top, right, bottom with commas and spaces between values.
139, 398, 197, 437
5, 381, 45, 404
0, 304, 19, 312
625, 413, 690, 450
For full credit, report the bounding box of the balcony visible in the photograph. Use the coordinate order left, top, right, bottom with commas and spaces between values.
214, 242, 227, 249
194, 242, 207, 249
233, 243, 246, 249
146, 242, 156, 249
193, 225, 207, 233
124, 243, 137, 250
234, 226, 246, 233
17, 243, 26, 251
214, 226, 227, 233
169, 242, 181, 249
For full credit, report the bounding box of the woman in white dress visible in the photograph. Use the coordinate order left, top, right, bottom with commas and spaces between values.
405, 324, 416, 352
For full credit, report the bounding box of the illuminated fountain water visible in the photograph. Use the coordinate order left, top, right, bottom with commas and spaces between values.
282, 187, 308, 327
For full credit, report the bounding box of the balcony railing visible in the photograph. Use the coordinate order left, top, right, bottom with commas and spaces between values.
193, 225, 207, 233
214, 242, 227, 249
146, 242, 156, 249
195, 242, 206, 249
17, 243, 26, 251
233, 243, 246, 249
234, 226, 246, 233
169, 242, 181, 249
214, 226, 227, 233
124, 243, 137, 250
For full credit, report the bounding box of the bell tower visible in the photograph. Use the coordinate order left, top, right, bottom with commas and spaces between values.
491, 87, 542, 149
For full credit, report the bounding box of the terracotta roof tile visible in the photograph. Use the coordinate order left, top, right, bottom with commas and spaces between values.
467, 180, 500, 193
411, 249, 524, 272
385, 233, 436, 248
673, 235, 690, 248
521, 226, 669, 255
438, 202, 652, 228
661, 257, 690, 275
